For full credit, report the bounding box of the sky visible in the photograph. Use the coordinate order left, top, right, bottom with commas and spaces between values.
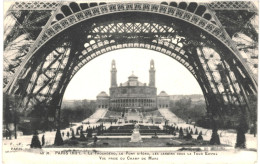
63, 48, 203, 100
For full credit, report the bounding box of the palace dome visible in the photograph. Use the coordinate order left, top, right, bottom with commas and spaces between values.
97, 91, 109, 97
158, 91, 169, 97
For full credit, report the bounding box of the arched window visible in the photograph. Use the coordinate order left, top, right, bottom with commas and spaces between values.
178, 2, 187, 10
69, 2, 81, 13
56, 13, 64, 20
203, 13, 212, 20
195, 5, 206, 16
80, 3, 89, 9
170, 2, 177, 7
61, 5, 73, 16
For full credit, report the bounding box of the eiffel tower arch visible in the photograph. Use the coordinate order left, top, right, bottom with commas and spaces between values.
3, 1, 258, 146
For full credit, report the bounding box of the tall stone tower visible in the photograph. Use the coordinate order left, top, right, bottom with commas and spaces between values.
111, 60, 117, 87
149, 59, 155, 87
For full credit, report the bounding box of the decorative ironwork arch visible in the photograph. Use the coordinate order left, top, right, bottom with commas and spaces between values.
4, 2, 257, 94
70, 41, 194, 80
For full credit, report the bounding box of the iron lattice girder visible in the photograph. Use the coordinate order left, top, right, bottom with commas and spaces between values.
208, 1, 257, 11
9, 1, 257, 11
90, 22, 176, 34
9, 1, 59, 11
4, 10, 52, 47
12, 36, 72, 107
86, 22, 183, 44
3, 9, 54, 89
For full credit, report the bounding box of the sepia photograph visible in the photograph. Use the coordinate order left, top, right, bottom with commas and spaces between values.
2, 0, 258, 163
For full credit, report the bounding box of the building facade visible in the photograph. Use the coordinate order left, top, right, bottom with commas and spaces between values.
96, 60, 169, 111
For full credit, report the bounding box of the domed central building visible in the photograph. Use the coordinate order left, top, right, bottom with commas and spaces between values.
96, 60, 170, 112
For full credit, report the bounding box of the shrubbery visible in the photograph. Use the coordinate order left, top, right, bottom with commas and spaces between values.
185, 132, 192, 140
60, 100, 96, 129
197, 133, 203, 140
169, 98, 206, 124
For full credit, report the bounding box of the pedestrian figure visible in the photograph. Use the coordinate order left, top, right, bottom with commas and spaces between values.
42, 134, 45, 146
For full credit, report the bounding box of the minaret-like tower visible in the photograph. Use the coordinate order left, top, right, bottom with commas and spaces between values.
111, 60, 117, 87
149, 59, 155, 87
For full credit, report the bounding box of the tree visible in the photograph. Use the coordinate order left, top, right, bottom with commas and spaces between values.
178, 127, 184, 139
235, 114, 248, 148
87, 129, 93, 138
210, 125, 220, 145
185, 131, 192, 140
60, 102, 94, 129
170, 97, 206, 123
197, 133, 203, 141
235, 128, 246, 148
189, 129, 193, 134
195, 128, 198, 135
3, 93, 12, 139
30, 131, 41, 148
175, 98, 191, 111
29, 104, 46, 131
210, 130, 220, 145
79, 130, 87, 141
54, 129, 64, 146
3, 93, 22, 139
